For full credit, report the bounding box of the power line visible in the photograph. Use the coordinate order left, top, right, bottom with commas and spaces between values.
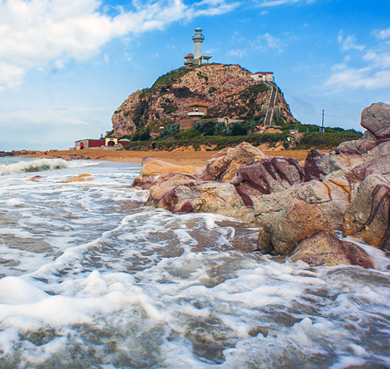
282, 89, 357, 123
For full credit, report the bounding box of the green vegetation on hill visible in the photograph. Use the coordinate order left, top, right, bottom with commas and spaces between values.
125, 120, 363, 151
295, 130, 362, 150
152, 68, 191, 88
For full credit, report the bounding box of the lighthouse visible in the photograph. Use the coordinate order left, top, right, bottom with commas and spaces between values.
193, 27, 204, 60
184, 28, 212, 66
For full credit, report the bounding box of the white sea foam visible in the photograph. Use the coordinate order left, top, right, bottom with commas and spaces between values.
0, 158, 93, 176
0, 160, 388, 368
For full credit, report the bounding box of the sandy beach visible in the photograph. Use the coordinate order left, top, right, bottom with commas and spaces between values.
22, 146, 330, 167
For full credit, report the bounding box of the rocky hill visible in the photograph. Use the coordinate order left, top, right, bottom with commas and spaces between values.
111, 63, 298, 138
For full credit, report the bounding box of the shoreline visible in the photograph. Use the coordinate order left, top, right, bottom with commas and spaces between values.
15, 147, 330, 167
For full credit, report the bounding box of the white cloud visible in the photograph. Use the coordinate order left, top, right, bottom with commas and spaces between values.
337, 31, 365, 52
0, 0, 237, 91
324, 67, 390, 90
253, 33, 283, 53
228, 48, 247, 57
253, 0, 314, 7
325, 28, 390, 91
375, 27, 390, 40
363, 51, 390, 69
0, 63, 25, 91
0, 106, 113, 126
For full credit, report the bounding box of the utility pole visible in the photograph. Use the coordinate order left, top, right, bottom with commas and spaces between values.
320, 110, 325, 132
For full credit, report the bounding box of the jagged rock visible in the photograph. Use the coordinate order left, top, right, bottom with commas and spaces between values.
231, 157, 305, 206
148, 174, 198, 205
140, 157, 202, 177
199, 142, 270, 182
198, 152, 229, 181
132, 172, 196, 190
254, 174, 351, 230
147, 177, 255, 224
361, 102, 390, 139
337, 103, 390, 158
337, 130, 378, 155
258, 201, 373, 268
258, 201, 335, 255
290, 231, 374, 268
304, 149, 365, 182
304, 149, 331, 182
343, 174, 390, 250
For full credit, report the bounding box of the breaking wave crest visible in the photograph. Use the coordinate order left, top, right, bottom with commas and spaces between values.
0, 158, 89, 176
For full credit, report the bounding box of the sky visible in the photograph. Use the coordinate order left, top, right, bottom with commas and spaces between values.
0, 0, 389, 151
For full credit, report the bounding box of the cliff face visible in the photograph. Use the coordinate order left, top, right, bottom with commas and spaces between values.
111, 63, 297, 138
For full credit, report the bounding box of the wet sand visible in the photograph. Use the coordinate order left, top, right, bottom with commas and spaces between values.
22, 147, 330, 167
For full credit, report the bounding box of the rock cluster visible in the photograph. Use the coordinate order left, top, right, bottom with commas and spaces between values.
132, 103, 390, 268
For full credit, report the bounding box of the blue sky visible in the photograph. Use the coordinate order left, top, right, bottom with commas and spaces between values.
1, 0, 389, 151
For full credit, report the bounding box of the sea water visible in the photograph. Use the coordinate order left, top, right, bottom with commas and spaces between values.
0, 157, 389, 368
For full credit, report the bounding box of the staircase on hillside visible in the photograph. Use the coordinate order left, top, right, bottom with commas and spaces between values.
262, 82, 278, 126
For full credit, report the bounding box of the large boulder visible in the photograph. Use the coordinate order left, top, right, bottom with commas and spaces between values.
304, 149, 365, 182
337, 130, 378, 155
199, 142, 269, 182
290, 231, 374, 268
361, 102, 390, 139
257, 201, 335, 255
253, 173, 351, 230
140, 157, 202, 177
231, 157, 305, 206
132, 172, 196, 190
343, 174, 390, 250
337, 103, 390, 157
147, 176, 255, 224
258, 201, 373, 268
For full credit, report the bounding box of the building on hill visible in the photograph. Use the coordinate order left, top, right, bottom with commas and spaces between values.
187, 102, 209, 116
75, 138, 130, 150
184, 28, 212, 66
250, 72, 274, 83
179, 102, 210, 130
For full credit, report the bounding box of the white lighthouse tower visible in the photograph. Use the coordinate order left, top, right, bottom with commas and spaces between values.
193, 27, 204, 60
184, 28, 212, 66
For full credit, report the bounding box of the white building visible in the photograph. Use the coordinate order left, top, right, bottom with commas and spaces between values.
184, 28, 212, 66
250, 72, 274, 83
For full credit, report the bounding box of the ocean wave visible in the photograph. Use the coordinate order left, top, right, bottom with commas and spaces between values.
0, 158, 92, 176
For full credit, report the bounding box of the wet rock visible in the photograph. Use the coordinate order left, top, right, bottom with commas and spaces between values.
140, 157, 202, 177
132, 172, 196, 190
257, 201, 335, 255
258, 201, 373, 268
343, 174, 390, 250
199, 142, 269, 182
289, 231, 374, 268
148, 178, 255, 224
28, 175, 43, 181
62, 174, 94, 183
231, 157, 305, 206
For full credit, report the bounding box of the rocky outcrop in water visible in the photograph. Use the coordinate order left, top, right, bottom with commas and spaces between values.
132, 102, 390, 268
